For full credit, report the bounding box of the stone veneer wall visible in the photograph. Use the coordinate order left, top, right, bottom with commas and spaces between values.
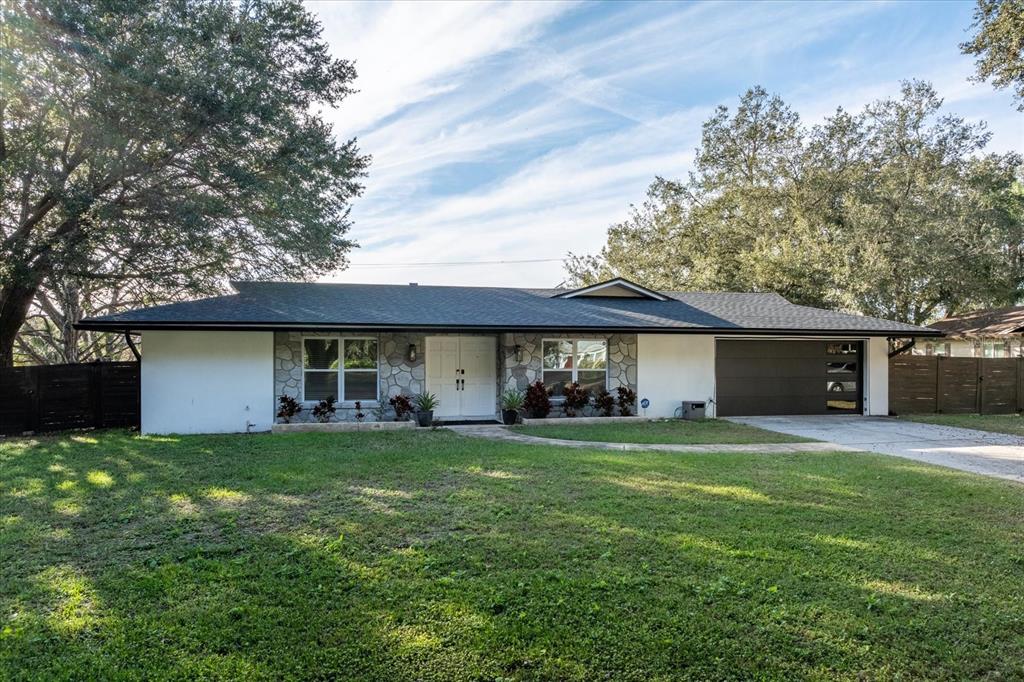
275, 330, 637, 422
501, 332, 637, 417
274, 331, 426, 423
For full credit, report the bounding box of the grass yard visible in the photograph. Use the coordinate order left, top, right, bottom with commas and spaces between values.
901, 413, 1024, 437
512, 418, 815, 444
1, 430, 1022, 680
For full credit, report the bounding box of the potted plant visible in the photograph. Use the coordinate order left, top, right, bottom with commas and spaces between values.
562, 382, 589, 417
312, 395, 337, 423
413, 392, 438, 427
523, 380, 551, 418
276, 394, 302, 423
500, 388, 524, 425
594, 388, 615, 417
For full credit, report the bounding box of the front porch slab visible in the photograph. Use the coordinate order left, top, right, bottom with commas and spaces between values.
272, 421, 415, 434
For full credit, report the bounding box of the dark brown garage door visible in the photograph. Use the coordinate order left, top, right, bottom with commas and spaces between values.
716, 340, 863, 416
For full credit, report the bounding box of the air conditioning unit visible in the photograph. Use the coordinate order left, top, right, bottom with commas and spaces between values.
680, 401, 706, 420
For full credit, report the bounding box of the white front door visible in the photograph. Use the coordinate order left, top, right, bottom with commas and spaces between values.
426, 336, 496, 418
427, 337, 461, 418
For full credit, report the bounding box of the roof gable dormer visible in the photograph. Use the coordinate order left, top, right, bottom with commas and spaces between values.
554, 277, 668, 301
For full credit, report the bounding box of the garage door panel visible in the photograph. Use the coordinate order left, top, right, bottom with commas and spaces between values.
719, 394, 824, 416
717, 377, 824, 397
716, 340, 863, 416
716, 360, 826, 380
717, 340, 822, 359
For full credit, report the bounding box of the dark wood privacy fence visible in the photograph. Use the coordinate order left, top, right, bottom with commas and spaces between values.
889, 355, 1024, 415
0, 362, 139, 435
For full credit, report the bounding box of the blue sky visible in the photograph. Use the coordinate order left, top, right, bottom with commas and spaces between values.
309, 0, 1022, 287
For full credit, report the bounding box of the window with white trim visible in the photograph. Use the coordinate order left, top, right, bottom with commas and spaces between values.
982, 340, 1009, 358
541, 339, 607, 397
342, 338, 378, 400
303, 338, 339, 401
303, 337, 379, 402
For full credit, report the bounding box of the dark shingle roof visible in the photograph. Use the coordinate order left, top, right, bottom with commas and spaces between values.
75, 281, 939, 336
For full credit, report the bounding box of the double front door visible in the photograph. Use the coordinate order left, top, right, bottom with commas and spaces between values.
425, 336, 497, 418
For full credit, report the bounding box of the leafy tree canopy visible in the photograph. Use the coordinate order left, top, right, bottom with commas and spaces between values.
0, 0, 368, 365
566, 82, 1023, 325
962, 0, 1024, 111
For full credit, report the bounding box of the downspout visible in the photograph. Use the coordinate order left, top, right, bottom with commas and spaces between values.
124, 330, 141, 361
888, 338, 915, 359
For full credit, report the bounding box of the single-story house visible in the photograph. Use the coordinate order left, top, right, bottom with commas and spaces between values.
914, 305, 1024, 358
75, 278, 939, 434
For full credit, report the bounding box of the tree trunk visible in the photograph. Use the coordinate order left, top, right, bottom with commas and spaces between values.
0, 281, 42, 367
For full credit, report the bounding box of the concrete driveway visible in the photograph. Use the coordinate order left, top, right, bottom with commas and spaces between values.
725, 415, 1024, 483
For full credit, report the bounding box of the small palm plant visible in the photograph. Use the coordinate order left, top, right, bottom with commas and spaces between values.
501, 388, 524, 411
500, 388, 524, 425
413, 392, 438, 427
414, 392, 438, 412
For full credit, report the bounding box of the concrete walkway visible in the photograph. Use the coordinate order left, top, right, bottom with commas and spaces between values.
444, 423, 857, 454
727, 415, 1024, 484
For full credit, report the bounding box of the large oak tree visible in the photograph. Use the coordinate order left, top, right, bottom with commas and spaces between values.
962, 0, 1024, 111
566, 82, 1023, 325
0, 0, 368, 366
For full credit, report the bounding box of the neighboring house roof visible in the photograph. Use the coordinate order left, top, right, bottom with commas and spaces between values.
926, 306, 1024, 338
76, 281, 940, 337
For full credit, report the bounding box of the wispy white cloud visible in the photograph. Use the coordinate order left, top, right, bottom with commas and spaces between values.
307, 0, 1022, 287
335, 109, 707, 286
310, 1, 575, 135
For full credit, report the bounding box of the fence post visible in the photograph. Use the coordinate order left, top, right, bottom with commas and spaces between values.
1018, 357, 1023, 413
976, 357, 984, 414
90, 362, 104, 429
935, 356, 945, 413
29, 367, 41, 432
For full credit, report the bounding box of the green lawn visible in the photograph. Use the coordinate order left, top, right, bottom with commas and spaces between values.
901, 413, 1024, 437
2, 430, 1022, 680
513, 418, 814, 444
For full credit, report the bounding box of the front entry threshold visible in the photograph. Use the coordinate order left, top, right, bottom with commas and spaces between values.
434, 418, 501, 426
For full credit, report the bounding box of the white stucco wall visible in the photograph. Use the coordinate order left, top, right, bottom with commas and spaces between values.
865, 336, 889, 416
141, 330, 274, 434
636, 334, 717, 418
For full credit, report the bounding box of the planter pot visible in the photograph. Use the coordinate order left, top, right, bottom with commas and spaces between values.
416, 410, 434, 427
501, 409, 519, 425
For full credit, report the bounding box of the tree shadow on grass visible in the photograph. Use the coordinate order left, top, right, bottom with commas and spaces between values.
1, 429, 1022, 679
